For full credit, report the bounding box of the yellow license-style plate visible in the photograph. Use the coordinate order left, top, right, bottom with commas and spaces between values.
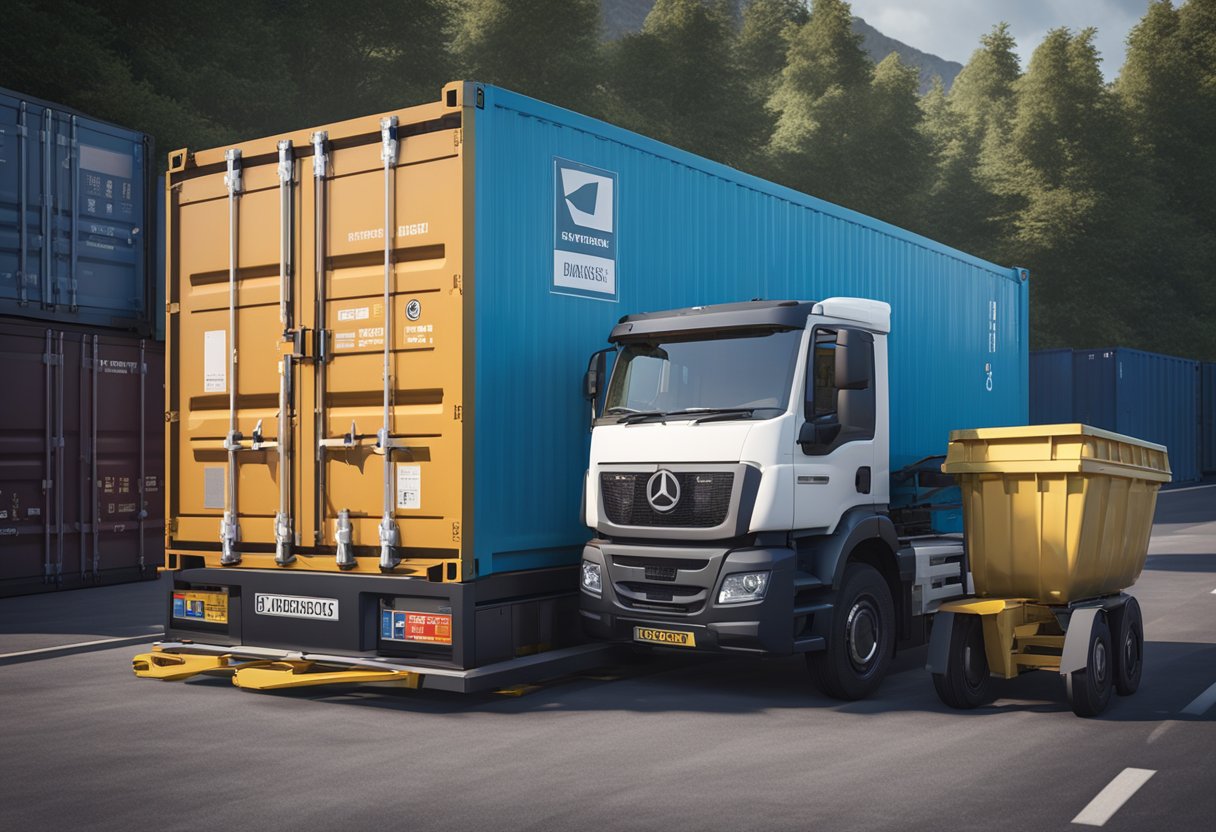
634, 626, 697, 648
172, 590, 228, 624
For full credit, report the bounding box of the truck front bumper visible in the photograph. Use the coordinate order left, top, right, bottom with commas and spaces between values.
579, 539, 825, 655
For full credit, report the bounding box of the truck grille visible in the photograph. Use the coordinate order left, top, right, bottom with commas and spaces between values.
615, 581, 707, 614
600, 472, 734, 528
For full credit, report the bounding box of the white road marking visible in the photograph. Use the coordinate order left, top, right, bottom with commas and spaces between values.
1146, 722, 1174, 744
1159, 483, 1216, 494
1182, 681, 1216, 716
1072, 768, 1156, 827
0, 633, 158, 662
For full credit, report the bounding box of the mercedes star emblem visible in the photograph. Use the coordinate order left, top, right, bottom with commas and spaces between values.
646, 469, 681, 513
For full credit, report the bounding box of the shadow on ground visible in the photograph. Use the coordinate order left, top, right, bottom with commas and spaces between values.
169, 639, 1216, 724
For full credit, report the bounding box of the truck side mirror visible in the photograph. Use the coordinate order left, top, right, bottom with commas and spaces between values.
799, 416, 840, 451
834, 329, 873, 390
583, 350, 607, 401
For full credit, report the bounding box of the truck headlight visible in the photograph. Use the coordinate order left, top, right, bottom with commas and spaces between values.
581, 560, 602, 595
718, 571, 769, 604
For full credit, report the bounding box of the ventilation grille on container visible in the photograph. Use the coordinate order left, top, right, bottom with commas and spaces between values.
600, 472, 733, 528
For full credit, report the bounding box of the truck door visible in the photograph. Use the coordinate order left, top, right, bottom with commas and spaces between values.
792, 327, 877, 531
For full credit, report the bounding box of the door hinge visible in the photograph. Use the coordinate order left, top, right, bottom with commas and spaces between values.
165, 411, 179, 423
452, 273, 462, 295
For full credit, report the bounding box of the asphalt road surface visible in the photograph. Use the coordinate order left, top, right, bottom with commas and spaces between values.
2, 485, 1213, 831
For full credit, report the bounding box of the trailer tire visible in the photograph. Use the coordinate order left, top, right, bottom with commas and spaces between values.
932, 613, 992, 709
1111, 597, 1143, 696
807, 563, 894, 701
1067, 613, 1113, 718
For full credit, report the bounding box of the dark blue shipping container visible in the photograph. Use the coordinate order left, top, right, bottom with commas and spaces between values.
1202, 363, 1216, 474
0, 87, 154, 334
1031, 348, 1200, 482
1030, 348, 1073, 425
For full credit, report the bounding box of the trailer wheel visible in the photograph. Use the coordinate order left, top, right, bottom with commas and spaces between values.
1067, 613, 1113, 718
932, 613, 992, 709
1111, 597, 1143, 696
807, 563, 894, 701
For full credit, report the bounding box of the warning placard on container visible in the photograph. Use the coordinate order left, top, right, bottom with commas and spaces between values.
553, 157, 618, 302
396, 464, 421, 510
204, 330, 226, 392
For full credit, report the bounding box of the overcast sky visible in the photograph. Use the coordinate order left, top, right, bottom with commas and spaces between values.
848, 0, 1153, 81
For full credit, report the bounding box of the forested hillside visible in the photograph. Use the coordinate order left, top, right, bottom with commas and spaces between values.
2, 0, 1212, 358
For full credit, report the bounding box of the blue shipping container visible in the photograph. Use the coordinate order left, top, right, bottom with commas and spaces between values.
1202, 363, 1216, 474
471, 84, 1028, 569
1032, 348, 1200, 483
0, 87, 154, 334
1030, 348, 1074, 425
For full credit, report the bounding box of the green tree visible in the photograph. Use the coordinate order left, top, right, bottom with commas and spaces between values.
1115, 0, 1216, 358
863, 53, 931, 229
736, 0, 809, 101
919, 24, 1021, 255
606, 0, 764, 167
767, 0, 875, 206
768, 0, 927, 226
1005, 28, 1146, 349
449, 0, 602, 112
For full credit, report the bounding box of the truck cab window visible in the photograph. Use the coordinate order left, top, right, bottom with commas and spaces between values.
801, 327, 875, 454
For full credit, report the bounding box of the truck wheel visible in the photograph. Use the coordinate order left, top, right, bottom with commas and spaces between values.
1067, 613, 1113, 718
1111, 597, 1143, 696
932, 613, 992, 709
807, 563, 894, 700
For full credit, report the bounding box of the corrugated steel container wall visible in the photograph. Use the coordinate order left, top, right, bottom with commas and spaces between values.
1029, 349, 1073, 424
154, 175, 165, 341
165, 82, 1025, 581
1068, 348, 1200, 483
0, 87, 154, 334
473, 85, 1028, 573
0, 319, 164, 596
1203, 363, 1216, 474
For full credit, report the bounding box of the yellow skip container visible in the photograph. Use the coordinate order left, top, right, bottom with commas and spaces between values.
942, 424, 1171, 603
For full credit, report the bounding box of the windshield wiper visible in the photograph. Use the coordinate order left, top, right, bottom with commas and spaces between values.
605, 408, 665, 423
692, 408, 763, 424
618, 407, 773, 425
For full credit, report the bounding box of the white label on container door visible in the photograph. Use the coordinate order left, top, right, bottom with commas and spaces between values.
396, 464, 421, 510
204, 330, 227, 392
203, 467, 225, 509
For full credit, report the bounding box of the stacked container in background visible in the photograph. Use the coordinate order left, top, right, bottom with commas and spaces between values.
1203, 363, 1216, 476
1030, 347, 1204, 483
0, 87, 164, 596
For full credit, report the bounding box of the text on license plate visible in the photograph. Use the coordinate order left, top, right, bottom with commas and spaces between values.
634, 626, 697, 647
254, 593, 339, 620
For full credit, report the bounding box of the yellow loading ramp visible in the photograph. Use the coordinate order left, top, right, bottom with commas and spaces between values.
925, 424, 1170, 718
133, 641, 610, 693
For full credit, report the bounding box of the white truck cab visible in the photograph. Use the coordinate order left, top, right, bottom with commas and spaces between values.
579, 298, 963, 699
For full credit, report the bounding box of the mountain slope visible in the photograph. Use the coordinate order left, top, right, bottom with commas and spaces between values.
601, 1, 962, 94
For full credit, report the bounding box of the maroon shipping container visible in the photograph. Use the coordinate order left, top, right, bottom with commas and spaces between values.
0, 318, 164, 596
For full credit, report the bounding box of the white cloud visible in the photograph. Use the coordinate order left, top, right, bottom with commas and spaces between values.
846, 0, 1152, 81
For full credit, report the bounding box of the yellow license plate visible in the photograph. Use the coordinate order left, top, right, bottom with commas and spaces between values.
172, 590, 228, 624
634, 626, 697, 647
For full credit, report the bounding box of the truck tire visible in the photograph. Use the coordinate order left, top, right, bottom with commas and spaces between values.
1067, 613, 1113, 718
1111, 597, 1143, 696
932, 613, 992, 709
807, 562, 894, 700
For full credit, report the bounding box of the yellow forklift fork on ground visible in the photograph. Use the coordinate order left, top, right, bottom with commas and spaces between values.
133, 646, 421, 690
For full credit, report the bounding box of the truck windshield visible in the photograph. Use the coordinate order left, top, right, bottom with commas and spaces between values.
603, 328, 804, 421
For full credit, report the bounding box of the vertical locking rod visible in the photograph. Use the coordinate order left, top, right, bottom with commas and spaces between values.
220, 148, 242, 565
377, 117, 400, 571
275, 140, 295, 565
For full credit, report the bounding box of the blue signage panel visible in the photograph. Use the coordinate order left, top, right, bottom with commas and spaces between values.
552, 157, 618, 302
